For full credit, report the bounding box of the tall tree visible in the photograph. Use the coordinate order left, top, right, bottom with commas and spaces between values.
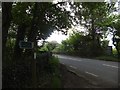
11, 2, 34, 59
10, 2, 73, 58
2, 2, 13, 59
71, 2, 115, 56
112, 15, 120, 58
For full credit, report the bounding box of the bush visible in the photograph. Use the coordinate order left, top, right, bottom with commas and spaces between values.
51, 76, 61, 88
48, 56, 61, 88
2, 62, 32, 88
49, 56, 59, 74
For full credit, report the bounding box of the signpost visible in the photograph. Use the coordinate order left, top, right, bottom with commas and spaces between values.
19, 40, 37, 88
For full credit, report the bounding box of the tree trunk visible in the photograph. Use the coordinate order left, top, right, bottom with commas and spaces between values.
116, 44, 120, 59
26, 3, 42, 87
28, 3, 39, 42
24, 3, 38, 57
13, 24, 27, 61
91, 16, 101, 56
27, 2, 44, 55
2, 2, 12, 60
91, 18, 96, 56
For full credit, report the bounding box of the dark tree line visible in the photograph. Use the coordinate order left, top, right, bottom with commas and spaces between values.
2, 2, 73, 61
2, 2, 13, 60
2, 2, 73, 88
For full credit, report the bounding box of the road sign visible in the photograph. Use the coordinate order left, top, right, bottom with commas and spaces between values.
19, 41, 34, 49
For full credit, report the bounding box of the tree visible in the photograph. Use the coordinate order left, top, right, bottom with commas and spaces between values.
60, 31, 93, 57
70, 2, 116, 56
112, 15, 120, 58
45, 41, 58, 51
3, 2, 75, 88
102, 14, 120, 58
10, 2, 73, 58
11, 2, 34, 59
2, 2, 13, 60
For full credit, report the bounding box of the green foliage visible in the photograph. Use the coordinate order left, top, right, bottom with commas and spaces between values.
113, 48, 118, 55
12, 2, 33, 25
46, 41, 58, 51
3, 37, 16, 68
51, 76, 61, 88
49, 56, 61, 88
112, 15, 120, 35
54, 44, 65, 52
11, 2, 73, 41
70, 2, 116, 56
111, 15, 120, 57
101, 40, 109, 53
39, 41, 59, 52
49, 56, 59, 72
39, 46, 47, 51
57, 31, 95, 57
56, 2, 118, 57
73, 2, 115, 28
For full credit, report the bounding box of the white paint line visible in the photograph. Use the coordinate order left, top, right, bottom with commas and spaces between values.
69, 58, 82, 61
103, 64, 118, 69
85, 71, 98, 77
70, 66, 77, 69
59, 57, 82, 62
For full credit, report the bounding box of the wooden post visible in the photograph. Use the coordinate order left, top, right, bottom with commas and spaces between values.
32, 42, 37, 88
32, 56, 37, 88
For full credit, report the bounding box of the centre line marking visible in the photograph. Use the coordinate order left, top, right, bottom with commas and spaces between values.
85, 71, 98, 77
102, 64, 118, 68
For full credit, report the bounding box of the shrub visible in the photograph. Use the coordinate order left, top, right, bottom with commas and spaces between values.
49, 56, 59, 74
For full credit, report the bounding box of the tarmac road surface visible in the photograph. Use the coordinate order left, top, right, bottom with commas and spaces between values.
56, 54, 120, 88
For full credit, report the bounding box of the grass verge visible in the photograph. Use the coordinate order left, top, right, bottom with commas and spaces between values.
95, 55, 120, 62
49, 56, 61, 88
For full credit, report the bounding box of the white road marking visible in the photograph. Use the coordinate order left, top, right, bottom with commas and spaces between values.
59, 56, 82, 62
62, 63, 65, 64
70, 66, 77, 69
103, 64, 118, 69
85, 71, 98, 77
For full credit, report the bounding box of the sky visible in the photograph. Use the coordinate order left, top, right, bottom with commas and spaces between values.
46, 30, 68, 44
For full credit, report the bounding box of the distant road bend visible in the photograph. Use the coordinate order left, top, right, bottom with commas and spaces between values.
55, 54, 120, 88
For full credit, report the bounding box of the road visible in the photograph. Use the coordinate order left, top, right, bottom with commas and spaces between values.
56, 54, 119, 88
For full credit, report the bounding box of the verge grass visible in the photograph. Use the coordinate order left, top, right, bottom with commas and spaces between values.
95, 55, 120, 62
49, 56, 61, 88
